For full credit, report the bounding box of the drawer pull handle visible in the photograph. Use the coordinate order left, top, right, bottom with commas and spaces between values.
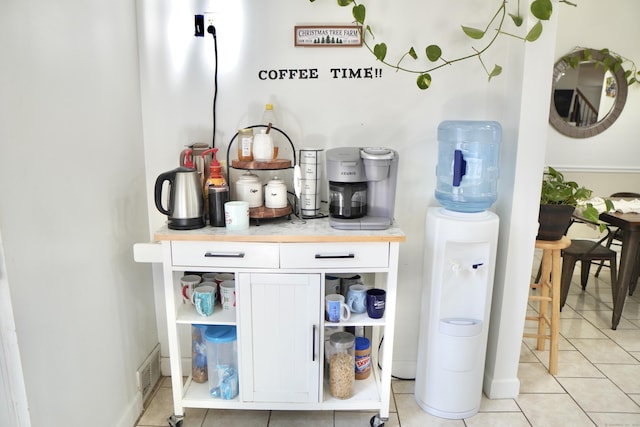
204, 252, 245, 258
314, 253, 355, 259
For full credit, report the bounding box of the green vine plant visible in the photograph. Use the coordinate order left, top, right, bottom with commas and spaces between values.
309, 0, 578, 90
562, 47, 640, 87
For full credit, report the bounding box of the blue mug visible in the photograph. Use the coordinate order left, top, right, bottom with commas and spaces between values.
366, 288, 386, 319
191, 284, 216, 316
347, 284, 368, 314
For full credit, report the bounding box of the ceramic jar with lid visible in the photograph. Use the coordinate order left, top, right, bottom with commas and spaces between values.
265, 177, 288, 208
235, 172, 263, 208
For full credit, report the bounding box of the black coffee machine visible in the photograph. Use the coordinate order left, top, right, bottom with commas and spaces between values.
326, 147, 399, 230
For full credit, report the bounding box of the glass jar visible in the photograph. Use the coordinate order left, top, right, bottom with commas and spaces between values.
191, 324, 208, 383
328, 331, 355, 399
354, 336, 371, 380
237, 128, 253, 161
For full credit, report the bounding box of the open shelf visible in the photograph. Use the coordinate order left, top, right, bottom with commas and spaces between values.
176, 303, 237, 325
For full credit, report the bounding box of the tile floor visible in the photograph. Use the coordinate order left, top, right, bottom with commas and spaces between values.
136, 251, 640, 426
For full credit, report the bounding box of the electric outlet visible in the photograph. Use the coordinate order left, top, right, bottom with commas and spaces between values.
204, 12, 217, 35
194, 14, 205, 37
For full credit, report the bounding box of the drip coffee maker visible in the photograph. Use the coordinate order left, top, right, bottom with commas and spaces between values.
326, 147, 399, 230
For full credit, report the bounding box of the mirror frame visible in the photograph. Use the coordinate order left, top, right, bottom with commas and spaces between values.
549, 48, 628, 138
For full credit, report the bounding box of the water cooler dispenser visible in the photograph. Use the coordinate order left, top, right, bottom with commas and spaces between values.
415, 121, 501, 419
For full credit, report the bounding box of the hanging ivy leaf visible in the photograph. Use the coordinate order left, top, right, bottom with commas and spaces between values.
337, 0, 352, 6
365, 25, 374, 38
416, 73, 432, 90
530, 0, 552, 21
488, 64, 503, 81
373, 43, 387, 61
509, 13, 524, 27
426, 45, 442, 62
525, 21, 543, 42
352, 4, 366, 24
408, 47, 418, 60
461, 26, 485, 39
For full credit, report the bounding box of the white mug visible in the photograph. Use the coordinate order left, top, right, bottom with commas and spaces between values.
220, 280, 236, 310
180, 274, 202, 303
325, 294, 351, 323
225, 201, 249, 230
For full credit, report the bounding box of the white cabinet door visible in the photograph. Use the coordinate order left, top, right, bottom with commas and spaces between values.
238, 273, 321, 403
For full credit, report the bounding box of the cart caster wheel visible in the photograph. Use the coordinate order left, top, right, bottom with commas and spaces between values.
370, 415, 385, 427
168, 414, 183, 427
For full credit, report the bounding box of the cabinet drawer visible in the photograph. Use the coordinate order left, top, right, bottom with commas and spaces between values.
280, 242, 388, 269
171, 241, 279, 268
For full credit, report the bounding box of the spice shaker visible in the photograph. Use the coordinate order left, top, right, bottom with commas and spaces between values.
328, 331, 355, 399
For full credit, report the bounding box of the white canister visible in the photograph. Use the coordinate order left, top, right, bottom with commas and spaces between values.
252, 130, 274, 161
265, 177, 288, 208
235, 172, 263, 208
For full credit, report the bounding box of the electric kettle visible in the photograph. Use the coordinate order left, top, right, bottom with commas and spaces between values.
154, 167, 205, 230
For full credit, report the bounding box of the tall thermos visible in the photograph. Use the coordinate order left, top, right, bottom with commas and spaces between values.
202, 148, 229, 227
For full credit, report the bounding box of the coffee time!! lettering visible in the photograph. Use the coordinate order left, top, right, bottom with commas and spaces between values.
258, 67, 383, 80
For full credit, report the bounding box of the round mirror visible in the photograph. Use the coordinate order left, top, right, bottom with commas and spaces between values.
549, 48, 628, 138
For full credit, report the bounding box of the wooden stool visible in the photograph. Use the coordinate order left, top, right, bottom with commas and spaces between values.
524, 236, 571, 375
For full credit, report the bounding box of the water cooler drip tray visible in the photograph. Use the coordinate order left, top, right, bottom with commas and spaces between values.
438, 318, 482, 337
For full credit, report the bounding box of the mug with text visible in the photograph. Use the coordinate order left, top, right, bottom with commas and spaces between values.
325, 294, 351, 323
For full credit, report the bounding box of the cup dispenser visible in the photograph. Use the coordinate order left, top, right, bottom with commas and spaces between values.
415, 207, 499, 419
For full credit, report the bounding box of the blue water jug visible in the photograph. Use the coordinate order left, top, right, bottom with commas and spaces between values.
435, 121, 502, 212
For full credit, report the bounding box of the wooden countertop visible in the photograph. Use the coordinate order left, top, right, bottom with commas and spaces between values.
154, 217, 405, 243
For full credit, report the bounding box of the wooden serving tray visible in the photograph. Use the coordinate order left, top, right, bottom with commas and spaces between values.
232, 159, 292, 170
249, 204, 292, 219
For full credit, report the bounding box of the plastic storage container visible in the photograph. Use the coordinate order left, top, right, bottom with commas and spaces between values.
205, 325, 239, 399
328, 331, 355, 399
435, 121, 502, 213
192, 324, 208, 383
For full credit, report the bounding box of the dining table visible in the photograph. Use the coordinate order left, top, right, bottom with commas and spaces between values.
599, 210, 640, 329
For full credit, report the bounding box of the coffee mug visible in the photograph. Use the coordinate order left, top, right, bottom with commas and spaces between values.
366, 288, 386, 319
340, 274, 361, 298
214, 273, 234, 285
181, 274, 202, 303
347, 284, 368, 314
191, 285, 216, 316
219, 280, 236, 310
225, 201, 249, 231
325, 294, 351, 323
325, 275, 341, 295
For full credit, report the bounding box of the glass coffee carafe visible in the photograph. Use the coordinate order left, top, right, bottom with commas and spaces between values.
329, 182, 367, 219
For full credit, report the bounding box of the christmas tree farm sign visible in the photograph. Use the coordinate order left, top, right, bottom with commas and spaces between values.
294, 25, 362, 47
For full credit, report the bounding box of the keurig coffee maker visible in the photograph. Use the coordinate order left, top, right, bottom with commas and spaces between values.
326, 147, 399, 230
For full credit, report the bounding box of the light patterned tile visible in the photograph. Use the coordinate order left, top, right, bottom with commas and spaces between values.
560, 317, 608, 339
478, 395, 520, 412
335, 411, 399, 427
556, 377, 640, 413
201, 409, 269, 427
565, 292, 613, 312
595, 364, 640, 394
136, 387, 207, 427
601, 328, 640, 352
391, 379, 415, 394
517, 393, 594, 426
621, 300, 640, 320
464, 412, 530, 427
569, 338, 637, 364
517, 363, 564, 393
542, 350, 604, 378
588, 412, 640, 427
580, 310, 637, 330
394, 394, 464, 426
268, 410, 332, 427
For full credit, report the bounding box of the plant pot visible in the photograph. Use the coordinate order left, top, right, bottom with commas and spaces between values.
536, 204, 575, 241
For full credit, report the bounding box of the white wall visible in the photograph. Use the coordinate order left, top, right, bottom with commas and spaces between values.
546, 0, 640, 172
137, 0, 556, 396
0, 1, 157, 426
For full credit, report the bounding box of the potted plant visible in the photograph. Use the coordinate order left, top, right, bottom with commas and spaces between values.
537, 166, 611, 240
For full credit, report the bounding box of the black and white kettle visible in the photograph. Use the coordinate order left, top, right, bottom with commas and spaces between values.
154, 162, 205, 230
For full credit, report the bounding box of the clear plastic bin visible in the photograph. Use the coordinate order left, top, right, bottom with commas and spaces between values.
204, 325, 238, 399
